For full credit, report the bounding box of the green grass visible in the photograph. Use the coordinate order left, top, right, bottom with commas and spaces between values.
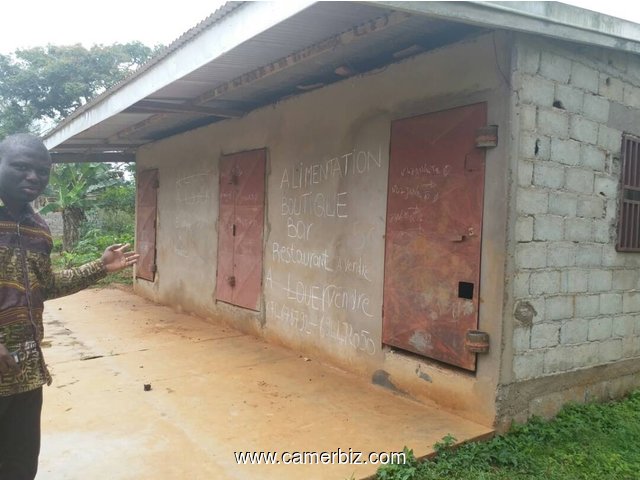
93, 268, 134, 287
51, 252, 134, 287
376, 390, 640, 480
50, 220, 136, 287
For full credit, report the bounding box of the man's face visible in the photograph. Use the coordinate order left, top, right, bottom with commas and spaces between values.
0, 144, 52, 207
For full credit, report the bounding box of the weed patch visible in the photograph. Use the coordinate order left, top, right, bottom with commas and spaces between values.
376, 390, 640, 480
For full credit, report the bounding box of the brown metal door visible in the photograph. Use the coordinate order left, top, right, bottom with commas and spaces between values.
136, 169, 158, 281
383, 103, 487, 371
216, 149, 266, 311
216, 157, 237, 304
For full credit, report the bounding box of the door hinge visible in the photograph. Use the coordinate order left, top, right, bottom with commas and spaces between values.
475, 125, 498, 148
465, 330, 489, 353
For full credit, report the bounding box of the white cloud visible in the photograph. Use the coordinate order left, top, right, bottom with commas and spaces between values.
1, 1, 639, 55
0, 0, 224, 53
562, 0, 640, 23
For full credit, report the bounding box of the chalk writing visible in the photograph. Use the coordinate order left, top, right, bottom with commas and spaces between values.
391, 183, 439, 202
267, 144, 384, 358
280, 147, 382, 190
451, 299, 475, 320
287, 218, 313, 240
173, 217, 208, 258
322, 284, 373, 317
347, 222, 378, 252
242, 192, 259, 202
235, 215, 258, 229
230, 165, 244, 178
319, 315, 376, 355
420, 293, 475, 323
281, 192, 348, 218
389, 206, 423, 224
284, 274, 374, 317
265, 268, 273, 289
334, 256, 371, 282
271, 243, 371, 281
266, 300, 377, 355
400, 163, 451, 177
266, 300, 316, 335
272, 242, 333, 271
176, 173, 211, 204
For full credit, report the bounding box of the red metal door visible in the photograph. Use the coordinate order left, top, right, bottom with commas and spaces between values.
216, 157, 237, 304
136, 169, 158, 281
383, 103, 487, 371
216, 149, 266, 311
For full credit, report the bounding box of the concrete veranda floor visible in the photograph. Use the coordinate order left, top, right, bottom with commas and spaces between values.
37, 287, 492, 480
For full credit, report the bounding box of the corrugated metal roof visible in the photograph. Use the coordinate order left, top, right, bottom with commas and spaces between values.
43, 1, 640, 162
44, 1, 244, 138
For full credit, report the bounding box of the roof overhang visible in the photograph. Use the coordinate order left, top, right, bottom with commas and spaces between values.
43, 1, 640, 163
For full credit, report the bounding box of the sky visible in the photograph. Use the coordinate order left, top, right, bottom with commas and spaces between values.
562, 0, 640, 23
0, 0, 225, 54
0, 1, 639, 55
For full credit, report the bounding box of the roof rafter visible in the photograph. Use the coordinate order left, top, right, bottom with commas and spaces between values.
50, 152, 136, 164
124, 100, 244, 118
194, 11, 412, 105
92, 10, 412, 152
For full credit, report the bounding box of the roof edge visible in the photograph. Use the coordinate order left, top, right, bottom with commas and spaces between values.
371, 1, 640, 53
44, 1, 317, 150
43, 1, 243, 146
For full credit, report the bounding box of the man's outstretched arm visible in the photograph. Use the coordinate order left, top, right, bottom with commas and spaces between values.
40, 243, 140, 300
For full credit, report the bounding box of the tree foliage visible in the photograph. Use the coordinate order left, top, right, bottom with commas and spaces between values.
0, 42, 157, 137
39, 163, 124, 251
0, 41, 156, 251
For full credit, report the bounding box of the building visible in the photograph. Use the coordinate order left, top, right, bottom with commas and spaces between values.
44, 1, 640, 428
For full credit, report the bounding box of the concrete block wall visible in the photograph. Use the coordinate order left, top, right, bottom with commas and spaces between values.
510, 36, 640, 383
494, 36, 640, 427
40, 212, 63, 238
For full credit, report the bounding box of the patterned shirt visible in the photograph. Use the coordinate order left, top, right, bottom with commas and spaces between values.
0, 202, 106, 396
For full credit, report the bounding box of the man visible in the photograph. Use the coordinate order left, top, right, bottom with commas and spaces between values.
0, 133, 139, 479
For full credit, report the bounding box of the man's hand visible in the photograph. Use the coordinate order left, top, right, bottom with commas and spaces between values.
101, 243, 140, 273
0, 343, 19, 375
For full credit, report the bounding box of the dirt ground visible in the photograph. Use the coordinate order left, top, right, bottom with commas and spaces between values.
37, 287, 492, 480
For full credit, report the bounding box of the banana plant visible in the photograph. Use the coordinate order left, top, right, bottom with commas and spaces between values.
39, 162, 120, 251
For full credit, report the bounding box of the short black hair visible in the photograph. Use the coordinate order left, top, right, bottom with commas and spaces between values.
0, 134, 51, 162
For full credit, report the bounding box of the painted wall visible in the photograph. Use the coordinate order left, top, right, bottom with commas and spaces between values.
135, 32, 512, 426
500, 34, 640, 425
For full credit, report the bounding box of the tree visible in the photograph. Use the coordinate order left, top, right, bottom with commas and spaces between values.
0, 42, 157, 136
0, 42, 157, 249
39, 163, 121, 251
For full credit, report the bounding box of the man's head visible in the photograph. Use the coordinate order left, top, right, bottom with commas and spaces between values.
0, 134, 52, 210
